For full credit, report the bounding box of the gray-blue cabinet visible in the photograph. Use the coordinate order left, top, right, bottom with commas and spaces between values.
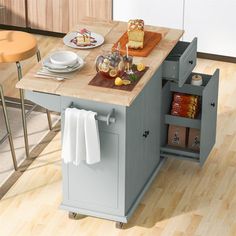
160, 37, 219, 165
60, 68, 163, 224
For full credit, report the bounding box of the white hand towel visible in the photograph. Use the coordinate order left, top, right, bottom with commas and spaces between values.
84, 111, 101, 165
62, 108, 78, 164
74, 109, 86, 166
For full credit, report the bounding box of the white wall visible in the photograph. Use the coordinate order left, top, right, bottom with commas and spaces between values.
113, 0, 236, 57
184, 0, 236, 57
113, 0, 184, 29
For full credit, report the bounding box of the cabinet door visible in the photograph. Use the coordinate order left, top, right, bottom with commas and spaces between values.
68, 0, 112, 31
143, 70, 161, 175
184, 0, 236, 57
200, 69, 219, 165
27, 0, 69, 33
113, 0, 184, 29
0, 0, 26, 27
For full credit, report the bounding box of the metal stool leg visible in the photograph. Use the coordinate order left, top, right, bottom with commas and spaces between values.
36, 50, 53, 131
0, 85, 18, 170
16, 62, 30, 159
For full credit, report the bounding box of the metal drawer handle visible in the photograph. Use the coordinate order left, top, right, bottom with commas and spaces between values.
143, 130, 150, 138
211, 102, 215, 107
189, 60, 194, 64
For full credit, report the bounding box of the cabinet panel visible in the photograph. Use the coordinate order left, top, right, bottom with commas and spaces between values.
68, 0, 112, 31
184, 0, 236, 57
144, 70, 161, 176
27, 0, 112, 33
0, 0, 26, 27
113, 0, 184, 29
68, 131, 119, 210
27, 0, 69, 33
200, 69, 219, 165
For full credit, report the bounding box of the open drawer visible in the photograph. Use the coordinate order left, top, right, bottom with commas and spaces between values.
160, 69, 219, 165
163, 38, 197, 87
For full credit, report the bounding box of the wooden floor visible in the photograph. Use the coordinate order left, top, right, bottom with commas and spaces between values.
0, 35, 236, 236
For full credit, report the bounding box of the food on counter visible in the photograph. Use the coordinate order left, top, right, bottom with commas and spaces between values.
70, 28, 97, 47
171, 93, 200, 119
137, 63, 145, 72
115, 77, 124, 86
122, 79, 131, 85
96, 48, 125, 79
127, 19, 145, 49
114, 77, 131, 86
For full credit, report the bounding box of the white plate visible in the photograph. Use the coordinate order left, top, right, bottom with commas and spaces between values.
63, 31, 104, 49
42, 55, 84, 73
50, 51, 78, 66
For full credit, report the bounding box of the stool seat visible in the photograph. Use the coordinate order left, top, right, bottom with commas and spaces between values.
0, 31, 38, 63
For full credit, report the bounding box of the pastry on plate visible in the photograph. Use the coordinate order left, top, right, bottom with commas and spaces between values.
127, 19, 145, 49
76, 28, 91, 46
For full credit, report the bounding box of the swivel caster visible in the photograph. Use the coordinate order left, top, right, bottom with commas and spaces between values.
69, 211, 78, 220
116, 222, 124, 229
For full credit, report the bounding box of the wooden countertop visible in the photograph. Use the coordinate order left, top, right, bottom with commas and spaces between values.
16, 19, 184, 107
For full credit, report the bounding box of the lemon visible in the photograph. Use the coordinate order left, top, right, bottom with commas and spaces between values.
115, 77, 123, 86
122, 79, 131, 85
137, 63, 145, 72
101, 63, 109, 73
109, 69, 118, 77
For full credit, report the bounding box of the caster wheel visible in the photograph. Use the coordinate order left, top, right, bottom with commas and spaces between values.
69, 212, 78, 219
116, 222, 124, 229
69, 212, 86, 220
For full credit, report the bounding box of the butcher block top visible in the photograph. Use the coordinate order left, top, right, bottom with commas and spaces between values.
16, 18, 184, 107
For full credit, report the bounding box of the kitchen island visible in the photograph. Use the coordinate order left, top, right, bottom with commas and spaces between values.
16, 19, 187, 227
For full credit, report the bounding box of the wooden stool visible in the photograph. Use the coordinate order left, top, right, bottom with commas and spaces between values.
0, 31, 52, 159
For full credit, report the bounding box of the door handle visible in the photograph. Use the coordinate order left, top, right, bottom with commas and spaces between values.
210, 102, 215, 107
143, 130, 150, 138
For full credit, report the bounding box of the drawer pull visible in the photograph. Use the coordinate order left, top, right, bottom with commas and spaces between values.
211, 102, 215, 107
189, 60, 194, 64
143, 130, 150, 138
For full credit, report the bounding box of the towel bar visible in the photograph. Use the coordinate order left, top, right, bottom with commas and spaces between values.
69, 102, 116, 126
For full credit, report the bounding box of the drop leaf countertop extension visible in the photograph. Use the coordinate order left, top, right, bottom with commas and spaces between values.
16, 19, 184, 107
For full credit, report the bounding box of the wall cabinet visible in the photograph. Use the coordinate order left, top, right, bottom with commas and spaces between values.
0, 0, 112, 33
0, 0, 26, 27
27, 0, 69, 33
27, 0, 112, 33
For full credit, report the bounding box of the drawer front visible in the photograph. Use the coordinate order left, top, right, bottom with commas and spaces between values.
25, 90, 61, 112
163, 38, 197, 87
200, 69, 219, 165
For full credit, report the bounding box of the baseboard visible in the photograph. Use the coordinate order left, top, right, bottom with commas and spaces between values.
197, 52, 236, 63
0, 24, 65, 38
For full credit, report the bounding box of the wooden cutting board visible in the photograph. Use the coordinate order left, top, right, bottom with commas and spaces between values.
113, 31, 162, 57
89, 67, 149, 91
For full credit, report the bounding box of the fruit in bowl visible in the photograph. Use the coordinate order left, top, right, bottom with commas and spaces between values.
95, 46, 125, 79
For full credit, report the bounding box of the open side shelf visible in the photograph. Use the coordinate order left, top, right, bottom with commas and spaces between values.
165, 114, 201, 129
161, 145, 200, 161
